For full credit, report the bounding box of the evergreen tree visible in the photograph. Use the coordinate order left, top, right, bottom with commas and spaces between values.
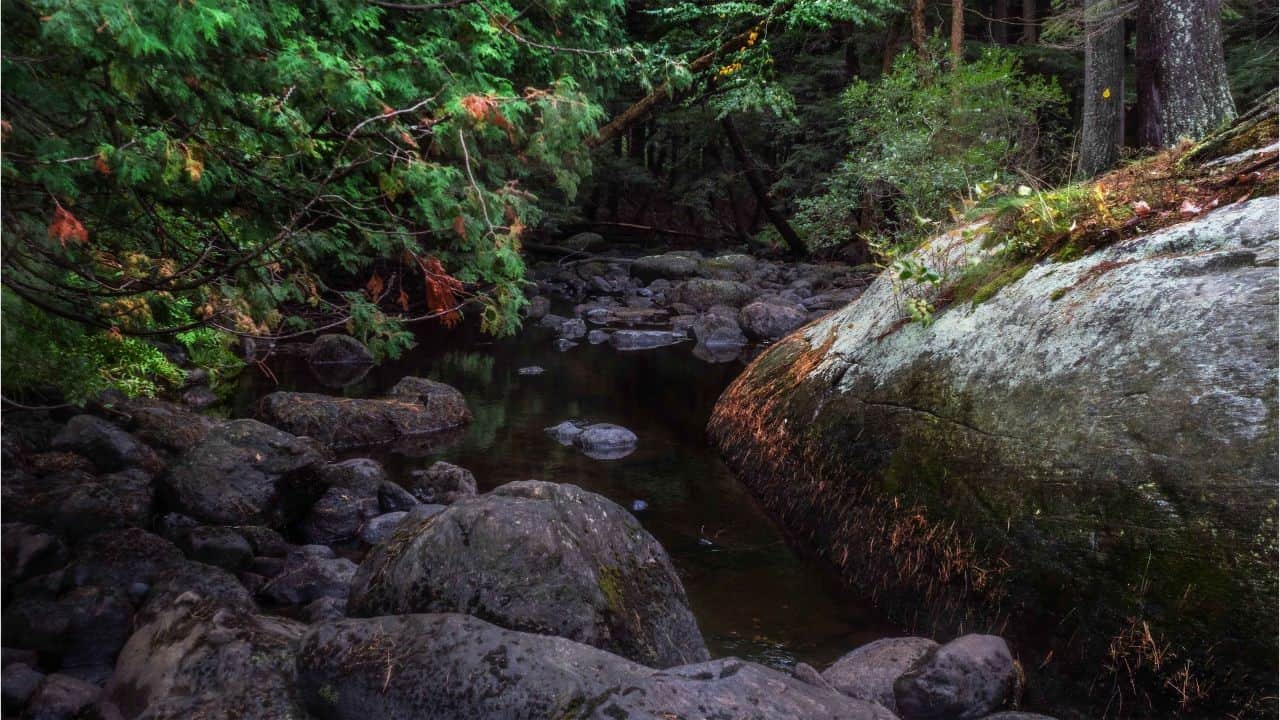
1077, 0, 1125, 176
1136, 0, 1236, 147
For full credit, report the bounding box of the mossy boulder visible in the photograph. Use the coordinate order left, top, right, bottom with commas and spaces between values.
631, 252, 701, 283
347, 480, 708, 668
709, 197, 1279, 714
674, 278, 756, 310
255, 377, 470, 450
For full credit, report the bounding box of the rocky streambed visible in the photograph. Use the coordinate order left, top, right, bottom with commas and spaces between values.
1, 248, 1065, 719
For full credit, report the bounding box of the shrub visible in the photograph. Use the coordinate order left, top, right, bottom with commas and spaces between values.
794, 45, 1068, 252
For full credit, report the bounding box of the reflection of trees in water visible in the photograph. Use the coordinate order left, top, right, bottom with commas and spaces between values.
434, 351, 495, 387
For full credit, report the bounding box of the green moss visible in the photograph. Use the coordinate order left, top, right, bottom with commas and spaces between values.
318, 684, 339, 705
597, 565, 626, 615
1049, 287, 1068, 301
950, 255, 1035, 306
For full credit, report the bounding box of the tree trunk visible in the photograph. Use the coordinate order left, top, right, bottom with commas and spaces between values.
1019, 0, 1037, 44
588, 22, 767, 149
950, 0, 964, 65
911, 0, 928, 56
720, 117, 806, 256
1077, 0, 1126, 177
1136, 0, 1236, 148
882, 17, 904, 73
992, 0, 1008, 44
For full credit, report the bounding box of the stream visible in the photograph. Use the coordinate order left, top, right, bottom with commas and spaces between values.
234, 316, 899, 670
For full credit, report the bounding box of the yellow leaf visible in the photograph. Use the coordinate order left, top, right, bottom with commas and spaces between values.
1102, 87, 1111, 99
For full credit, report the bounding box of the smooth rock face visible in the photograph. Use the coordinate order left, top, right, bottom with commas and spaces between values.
101, 596, 306, 720
257, 378, 471, 449
161, 419, 323, 526
24, 673, 98, 720
297, 613, 895, 720
357, 512, 408, 546
347, 481, 708, 668
893, 634, 1015, 720
2, 662, 43, 714
709, 198, 1280, 690
259, 548, 357, 606
823, 637, 940, 712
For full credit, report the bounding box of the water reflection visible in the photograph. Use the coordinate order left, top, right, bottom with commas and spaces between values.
236, 320, 897, 668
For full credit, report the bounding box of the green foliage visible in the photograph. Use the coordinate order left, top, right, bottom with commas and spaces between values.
2, 291, 184, 403
2, 0, 630, 399
793, 46, 1068, 252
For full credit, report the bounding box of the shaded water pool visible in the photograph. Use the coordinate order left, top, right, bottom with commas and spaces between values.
235, 320, 898, 669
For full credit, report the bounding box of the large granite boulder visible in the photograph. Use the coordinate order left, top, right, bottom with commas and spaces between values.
347, 481, 708, 668
709, 197, 1280, 709
823, 637, 939, 713
675, 278, 756, 310
297, 613, 895, 720
161, 419, 323, 526
255, 377, 470, 449
100, 595, 306, 720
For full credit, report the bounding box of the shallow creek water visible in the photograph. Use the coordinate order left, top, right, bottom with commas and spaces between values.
234, 319, 899, 669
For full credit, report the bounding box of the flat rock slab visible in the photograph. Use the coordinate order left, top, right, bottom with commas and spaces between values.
256, 377, 470, 450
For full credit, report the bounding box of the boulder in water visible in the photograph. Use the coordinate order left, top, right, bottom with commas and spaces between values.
823, 637, 940, 712
892, 634, 1016, 720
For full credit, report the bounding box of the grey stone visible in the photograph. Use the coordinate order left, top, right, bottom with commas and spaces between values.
631, 253, 700, 282
101, 595, 306, 720
407, 461, 477, 505
2, 662, 43, 714
298, 613, 895, 720
181, 526, 253, 571
307, 333, 372, 366
709, 198, 1280, 693
162, 419, 323, 526
739, 300, 808, 340
347, 481, 708, 668
609, 330, 682, 351
517, 365, 546, 375
50, 415, 161, 474
823, 637, 939, 712
893, 634, 1016, 720
257, 378, 470, 450
573, 423, 638, 460
358, 512, 409, 546
24, 673, 98, 720
259, 549, 356, 606
675, 278, 756, 310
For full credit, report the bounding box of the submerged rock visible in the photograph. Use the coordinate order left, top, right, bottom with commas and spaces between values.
517, 365, 546, 375
306, 333, 372, 366
609, 329, 683, 351
256, 377, 470, 449
347, 480, 708, 668
709, 196, 1280, 706
298, 613, 892, 720
573, 423, 638, 460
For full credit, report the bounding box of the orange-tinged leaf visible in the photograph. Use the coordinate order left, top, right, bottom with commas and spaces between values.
419, 255, 464, 328
94, 153, 111, 176
365, 272, 385, 300
184, 145, 203, 183
397, 288, 411, 312
452, 214, 468, 239
48, 206, 89, 247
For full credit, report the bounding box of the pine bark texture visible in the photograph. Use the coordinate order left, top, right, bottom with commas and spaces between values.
950, 0, 964, 64
1077, 0, 1126, 177
911, 0, 928, 56
1136, 0, 1236, 148
1019, 0, 1037, 44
